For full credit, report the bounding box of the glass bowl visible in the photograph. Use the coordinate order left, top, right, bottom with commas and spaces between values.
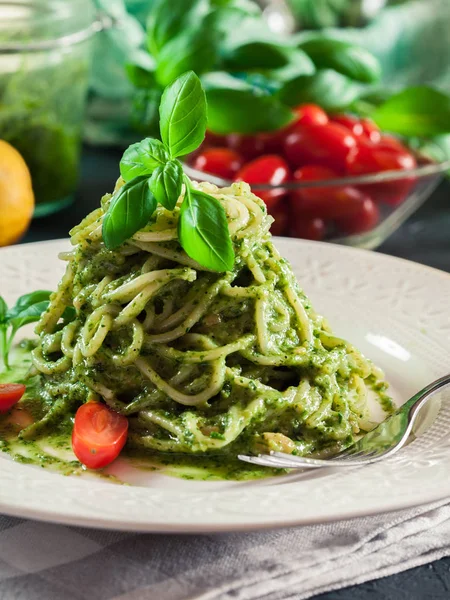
183, 158, 450, 249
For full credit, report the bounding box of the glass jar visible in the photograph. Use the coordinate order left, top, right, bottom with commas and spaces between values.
0, 0, 96, 216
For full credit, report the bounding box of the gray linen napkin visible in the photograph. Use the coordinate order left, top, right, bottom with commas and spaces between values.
1, 498, 450, 600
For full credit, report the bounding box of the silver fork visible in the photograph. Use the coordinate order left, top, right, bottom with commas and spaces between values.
238, 374, 450, 470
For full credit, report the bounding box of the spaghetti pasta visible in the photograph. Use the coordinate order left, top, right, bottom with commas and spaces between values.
29, 179, 390, 459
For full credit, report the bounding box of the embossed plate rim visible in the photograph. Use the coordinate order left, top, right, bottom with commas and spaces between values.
0, 238, 449, 533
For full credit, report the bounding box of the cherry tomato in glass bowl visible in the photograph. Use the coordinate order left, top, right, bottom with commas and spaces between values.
72, 402, 129, 469
269, 201, 289, 236
235, 154, 290, 208
0, 383, 26, 413
335, 197, 379, 235
294, 103, 328, 127
193, 148, 243, 180
291, 180, 370, 222
360, 118, 381, 144
346, 139, 417, 206
204, 130, 226, 147
226, 133, 266, 161
290, 165, 339, 202
331, 115, 381, 144
290, 216, 326, 241
284, 123, 357, 172
331, 114, 364, 137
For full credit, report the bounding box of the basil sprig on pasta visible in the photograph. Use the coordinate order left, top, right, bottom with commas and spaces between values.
103, 71, 235, 273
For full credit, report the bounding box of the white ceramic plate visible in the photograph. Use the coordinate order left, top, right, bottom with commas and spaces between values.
0, 238, 449, 532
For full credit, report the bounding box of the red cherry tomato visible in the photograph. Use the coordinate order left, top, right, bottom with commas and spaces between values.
269, 201, 289, 236
204, 130, 226, 147
193, 148, 243, 180
290, 217, 326, 241
335, 198, 380, 235
235, 154, 290, 208
72, 402, 128, 469
294, 104, 328, 127
346, 140, 417, 205
284, 123, 357, 172
291, 182, 369, 222
360, 118, 381, 144
376, 135, 410, 153
0, 383, 26, 413
331, 114, 364, 137
291, 165, 339, 202
226, 134, 266, 160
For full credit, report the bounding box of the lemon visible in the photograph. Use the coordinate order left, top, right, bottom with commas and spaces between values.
0, 140, 35, 246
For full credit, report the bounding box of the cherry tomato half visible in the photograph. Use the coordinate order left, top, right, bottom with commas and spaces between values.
294, 103, 329, 127
235, 154, 290, 208
269, 201, 289, 236
290, 217, 326, 241
335, 198, 380, 235
284, 123, 357, 172
0, 383, 26, 413
346, 140, 417, 205
193, 148, 243, 180
72, 402, 128, 470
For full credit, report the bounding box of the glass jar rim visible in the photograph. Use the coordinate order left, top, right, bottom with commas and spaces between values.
0, 0, 105, 53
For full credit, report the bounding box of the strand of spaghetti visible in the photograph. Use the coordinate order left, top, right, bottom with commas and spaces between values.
113, 274, 195, 329
61, 320, 80, 358
153, 280, 211, 332
35, 263, 74, 334
132, 229, 178, 242
108, 319, 144, 366
91, 276, 113, 307
131, 240, 212, 271
144, 274, 233, 343
254, 295, 270, 354
135, 356, 226, 406
79, 305, 118, 357
31, 346, 72, 374
106, 268, 196, 303
73, 284, 96, 311
138, 410, 186, 438
285, 286, 313, 343
152, 334, 255, 364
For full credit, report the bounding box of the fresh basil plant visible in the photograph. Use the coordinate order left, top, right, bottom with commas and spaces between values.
103, 71, 235, 273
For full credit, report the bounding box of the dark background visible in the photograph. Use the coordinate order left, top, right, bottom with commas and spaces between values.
22, 145, 450, 600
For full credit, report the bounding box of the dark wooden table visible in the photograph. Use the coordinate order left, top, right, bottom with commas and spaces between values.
23, 145, 450, 600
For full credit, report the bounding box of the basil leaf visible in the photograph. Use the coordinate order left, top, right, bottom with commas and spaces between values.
160, 71, 207, 158
0, 297, 7, 324
120, 139, 170, 182
6, 290, 52, 321
223, 42, 291, 70
371, 87, 450, 137
149, 160, 183, 211
179, 187, 234, 272
277, 69, 362, 111
155, 25, 220, 87
9, 301, 50, 331
103, 177, 157, 250
147, 0, 209, 56
299, 38, 381, 84
203, 72, 294, 134
131, 89, 162, 138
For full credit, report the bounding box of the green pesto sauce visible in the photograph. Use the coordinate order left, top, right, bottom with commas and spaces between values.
0, 345, 282, 482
